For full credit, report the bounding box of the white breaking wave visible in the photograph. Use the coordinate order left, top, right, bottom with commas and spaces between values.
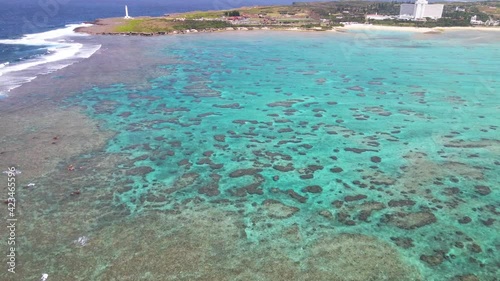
0, 24, 101, 96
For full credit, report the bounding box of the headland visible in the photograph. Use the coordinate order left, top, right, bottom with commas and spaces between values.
75, 1, 500, 36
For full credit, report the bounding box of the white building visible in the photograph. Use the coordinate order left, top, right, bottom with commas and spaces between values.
471, 15, 500, 26
400, 0, 444, 20
470, 15, 484, 25
366, 14, 394, 20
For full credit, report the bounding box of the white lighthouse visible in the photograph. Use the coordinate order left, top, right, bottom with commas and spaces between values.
124, 5, 132, 19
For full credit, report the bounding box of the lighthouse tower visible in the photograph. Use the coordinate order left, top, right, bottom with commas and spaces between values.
414, 0, 428, 19
124, 5, 132, 19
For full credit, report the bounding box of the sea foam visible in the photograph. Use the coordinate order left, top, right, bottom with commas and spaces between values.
0, 24, 101, 96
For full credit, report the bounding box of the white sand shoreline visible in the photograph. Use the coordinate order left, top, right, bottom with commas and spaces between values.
335, 24, 500, 33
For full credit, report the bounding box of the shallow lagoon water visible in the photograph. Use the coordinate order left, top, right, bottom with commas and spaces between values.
1, 30, 499, 280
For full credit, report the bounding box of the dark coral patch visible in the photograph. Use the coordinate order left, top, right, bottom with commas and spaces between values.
481, 218, 495, 226
458, 216, 472, 224
306, 165, 323, 172
287, 190, 308, 203
213, 103, 241, 109
229, 181, 264, 197
348, 86, 364, 91
318, 210, 333, 219
420, 251, 445, 266
126, 166, 154, 176
229, 168, 262, 178
203, 150, 214, 157
214, 135, 226, 142
474, 185, 491, 195
278, 128, 294, 133
267, 99, 303, 108
443, 187, 460, 196
370, 156, 381, 163
119, 111, 132, 117
344, 194, 367, 202
388, 199, 416, 207
390, 237, 414, 249
332, 200, 343, 208
177, 159, 191, 167
302, 185, 323, 193
300, 144, 313, 149
273, 164, 294, 172
300, 174, 314, 179
345, 147, 378, 154
198, 184, 220, 197
467, 243, 482, 253
330, 167, 343, 173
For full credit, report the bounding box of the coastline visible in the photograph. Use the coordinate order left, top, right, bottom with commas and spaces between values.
336, 24, 500, 33
74, 18, 332, 36
75, 18, 500, 36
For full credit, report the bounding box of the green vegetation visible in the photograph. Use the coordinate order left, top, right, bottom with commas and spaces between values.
113, 18, 231, 33
224, 11, 240, 17
114, 19, 150, 32
115, 18, 174, 33
172, 20, 232, 30
180, 11, 224, 20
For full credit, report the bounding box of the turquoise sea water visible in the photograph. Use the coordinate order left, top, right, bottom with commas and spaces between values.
6, 30, 498, 280
64, 30, 500, 280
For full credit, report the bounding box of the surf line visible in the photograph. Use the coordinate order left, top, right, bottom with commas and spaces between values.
0, 24, 101, 96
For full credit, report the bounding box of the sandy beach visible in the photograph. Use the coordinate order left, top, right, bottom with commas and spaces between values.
336, 23, 500, 33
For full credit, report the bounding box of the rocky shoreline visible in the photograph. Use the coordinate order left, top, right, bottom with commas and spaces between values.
73, 18, 331, 36
75, 26, 328, 37
74, 19, 500, 37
